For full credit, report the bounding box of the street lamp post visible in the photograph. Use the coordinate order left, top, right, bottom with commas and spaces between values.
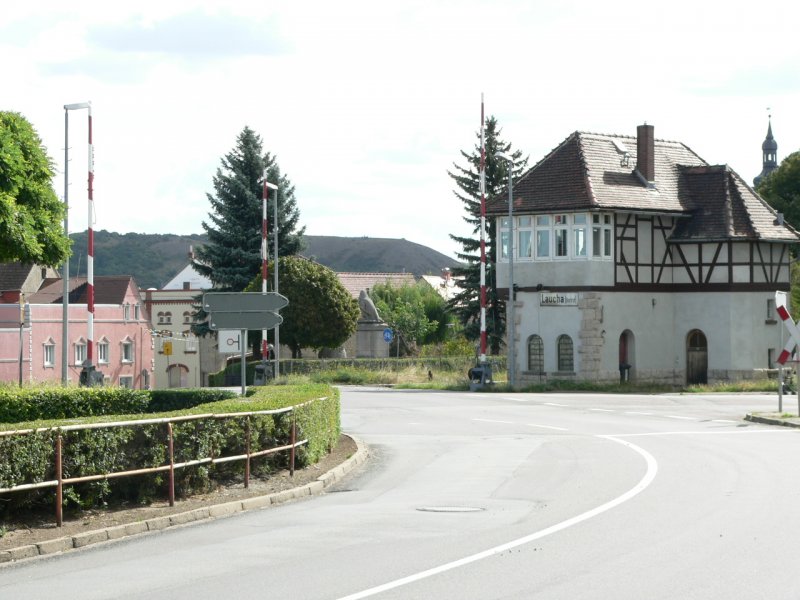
496, 152, 516, 388
63, 102, 91, 384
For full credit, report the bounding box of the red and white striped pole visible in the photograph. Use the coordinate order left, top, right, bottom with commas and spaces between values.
87, 103, 95, 366
479, 94, 488, 365
261, 178, 278, 359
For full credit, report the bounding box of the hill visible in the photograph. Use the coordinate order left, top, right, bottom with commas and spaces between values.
68, 231, 459, 289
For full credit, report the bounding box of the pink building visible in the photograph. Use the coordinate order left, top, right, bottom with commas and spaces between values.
0, 264, 154, 387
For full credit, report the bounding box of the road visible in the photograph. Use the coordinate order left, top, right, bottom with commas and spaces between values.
2, 388, 800, 599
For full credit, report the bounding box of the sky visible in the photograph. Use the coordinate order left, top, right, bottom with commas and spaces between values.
3, 0, 800, 261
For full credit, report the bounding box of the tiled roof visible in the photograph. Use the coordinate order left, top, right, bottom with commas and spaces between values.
487, 129, 799, 242
0, 263, 37, 291
29, 277, 137, 305
336, 272, 416, 299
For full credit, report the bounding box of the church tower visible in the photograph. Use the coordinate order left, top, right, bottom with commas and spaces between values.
754, 117, 778, 187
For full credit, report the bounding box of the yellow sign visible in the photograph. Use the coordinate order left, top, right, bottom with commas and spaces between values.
163, 341, 173, 356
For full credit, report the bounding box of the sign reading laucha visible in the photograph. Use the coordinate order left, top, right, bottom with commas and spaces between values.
540, 292, 578, 307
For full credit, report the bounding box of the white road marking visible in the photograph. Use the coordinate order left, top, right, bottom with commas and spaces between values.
666, 415, 696, 420
590, 408, 614, 412
504, 397, 529, 402
711, 419, 738, 423
544, 402, 568, 407
472, 418, 515, 425
336, 436, 658, 600
625, 411, 652, 415
605, 430, 798, 438
526, 423, 569, 431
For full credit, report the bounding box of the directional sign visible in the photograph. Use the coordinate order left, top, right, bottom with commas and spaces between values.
209, 311, 283, 331
203, 292, 288, 313
383, 328, 393, 343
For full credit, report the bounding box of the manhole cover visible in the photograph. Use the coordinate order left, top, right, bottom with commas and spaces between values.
416, 506, 485, 513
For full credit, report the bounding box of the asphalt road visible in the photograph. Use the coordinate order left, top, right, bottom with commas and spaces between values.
2, 388, 800, 599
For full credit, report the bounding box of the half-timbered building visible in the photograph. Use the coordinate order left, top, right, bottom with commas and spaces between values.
486, 124, 799, 385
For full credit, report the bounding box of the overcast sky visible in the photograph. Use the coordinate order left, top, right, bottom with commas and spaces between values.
4, 1, 799, 261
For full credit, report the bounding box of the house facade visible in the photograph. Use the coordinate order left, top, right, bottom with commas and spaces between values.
486, 124, 799, 385
0, 268, 155, 387
143, 262, 225, 388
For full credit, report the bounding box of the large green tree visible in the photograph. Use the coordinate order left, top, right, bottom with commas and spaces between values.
370, 281, 450, 354
0, 112, 70, 265
194, 126, 304, 291
447, 117, 527, 354
757, 151, 800, 232
263, 256, 359, 358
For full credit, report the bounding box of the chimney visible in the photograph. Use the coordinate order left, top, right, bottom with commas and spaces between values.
636, 124, 655, 182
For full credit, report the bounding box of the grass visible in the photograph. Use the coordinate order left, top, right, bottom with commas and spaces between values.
277, 364, 783, 394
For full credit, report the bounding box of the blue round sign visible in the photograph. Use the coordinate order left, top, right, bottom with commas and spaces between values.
383, 328, 394, 343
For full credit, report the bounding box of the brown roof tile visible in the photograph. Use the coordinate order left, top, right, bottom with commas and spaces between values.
336, 272, 416, 299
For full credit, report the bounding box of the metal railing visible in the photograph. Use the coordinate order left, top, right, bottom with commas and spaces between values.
0, 402, 317, 527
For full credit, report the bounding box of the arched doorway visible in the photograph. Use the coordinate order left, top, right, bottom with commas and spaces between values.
686, 329, 708, 385
167, 364, 189, 388
619, 330, 635, 381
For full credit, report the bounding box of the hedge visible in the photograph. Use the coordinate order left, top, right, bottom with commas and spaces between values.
0, 384, 339, 517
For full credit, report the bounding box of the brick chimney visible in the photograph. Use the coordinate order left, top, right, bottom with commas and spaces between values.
636, 124, 655, 182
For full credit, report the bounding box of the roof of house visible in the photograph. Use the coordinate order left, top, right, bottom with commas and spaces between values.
486, 129, 799, 242
336, 272, 416, 299
29, 276, 138, 305
0, 263, 59, 293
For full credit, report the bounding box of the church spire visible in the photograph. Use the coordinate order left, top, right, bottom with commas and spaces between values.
754, 111, 778, 187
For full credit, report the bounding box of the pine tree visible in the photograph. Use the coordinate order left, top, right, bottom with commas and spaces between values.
447, 117, 527, 355
191, 127, 305, 346
194, 126, 304, 291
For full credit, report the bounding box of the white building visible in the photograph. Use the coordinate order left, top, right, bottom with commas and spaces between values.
486, 124, 798, 385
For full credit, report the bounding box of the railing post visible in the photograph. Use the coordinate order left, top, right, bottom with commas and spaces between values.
290, 408, 296, 477
167, 422, 175, 507
55, 434, 63, 528
244, 416, 251, 489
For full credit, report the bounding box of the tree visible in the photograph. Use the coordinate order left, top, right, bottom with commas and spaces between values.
194, 126, 304, 292
757, 151, 800, 233
447, 116, 527, 354
253, 256, 358, 358
0, 112, 70, 265
370, 281, 442, 355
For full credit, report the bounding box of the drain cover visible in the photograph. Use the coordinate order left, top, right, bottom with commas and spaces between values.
416, 506, 485, 513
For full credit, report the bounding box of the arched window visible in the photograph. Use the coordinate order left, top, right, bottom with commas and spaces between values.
527, 335, 544, 374
183, 311, 191, 324
164, 312, 173, 324
157, 311, 165, 324
557, 335, 574, 372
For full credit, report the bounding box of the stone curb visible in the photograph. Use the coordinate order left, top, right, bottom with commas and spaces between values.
745, 414, 800, 428
0, 434, 368, 566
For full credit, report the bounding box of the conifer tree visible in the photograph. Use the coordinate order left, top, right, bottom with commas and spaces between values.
194, 126, 304, 291
447, 117, 527, 355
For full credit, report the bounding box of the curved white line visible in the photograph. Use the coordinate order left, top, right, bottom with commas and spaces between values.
336, 435, 658, 600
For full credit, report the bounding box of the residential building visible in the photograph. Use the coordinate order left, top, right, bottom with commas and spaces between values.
486, 124, 799, 385
0, 265, 154, 387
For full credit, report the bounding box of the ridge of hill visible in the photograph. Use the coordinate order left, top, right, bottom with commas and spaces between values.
68, 231, 459, 289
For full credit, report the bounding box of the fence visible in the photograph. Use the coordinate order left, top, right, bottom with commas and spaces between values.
0, 403, 312, 527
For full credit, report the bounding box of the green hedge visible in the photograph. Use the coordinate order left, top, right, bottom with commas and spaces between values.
0, 384, 339, 517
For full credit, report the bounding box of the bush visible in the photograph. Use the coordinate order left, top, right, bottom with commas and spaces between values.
0, 386, 150, 424
0, 384, 339, 517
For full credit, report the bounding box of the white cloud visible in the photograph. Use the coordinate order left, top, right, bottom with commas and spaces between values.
3, 0, 800, 263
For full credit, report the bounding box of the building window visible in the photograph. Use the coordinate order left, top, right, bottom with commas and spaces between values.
134, 304, 140, 320
157, 311, 165, 324
119, 376, 133, 389
43, 341, 55, 368
535, 215, 551, 258
554, 215, 569, 257
74, 340, 86, 365
123, 303, 130, 320
517, 217, 532, 259
499, 217, 510, 259
164, 312, 172, 324
98, 339, 109, 364
185, 333, 197, 352
573, 214, 588, 257
557, 334, 574, 372
527, 335, 544, 374
121, 340, 133, 363
768, 348, 775, 369
592, 214, 612, 258
183, 311, 192, 324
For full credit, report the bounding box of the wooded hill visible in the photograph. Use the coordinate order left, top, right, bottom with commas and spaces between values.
68, 231, 459, 290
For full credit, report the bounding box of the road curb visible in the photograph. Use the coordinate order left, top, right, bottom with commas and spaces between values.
0, 434, 368, 566
745, 414, 800, 428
